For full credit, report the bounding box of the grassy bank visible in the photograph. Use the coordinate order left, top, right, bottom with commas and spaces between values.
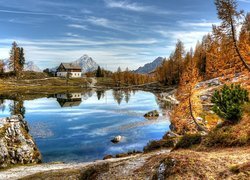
0, 72, 95, 94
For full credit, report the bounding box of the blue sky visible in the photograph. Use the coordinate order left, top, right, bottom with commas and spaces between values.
0, 0, 249, 70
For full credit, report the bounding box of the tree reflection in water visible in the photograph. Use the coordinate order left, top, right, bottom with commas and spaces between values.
9, 99, 26, 118
112, 89, 132, 105
0, 99, 5, 112
0, 89, 175, 118
96, 90, 105, 100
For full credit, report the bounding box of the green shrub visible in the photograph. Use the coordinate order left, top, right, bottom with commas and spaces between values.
211, 84, 249, 122
175, 134, 202, 149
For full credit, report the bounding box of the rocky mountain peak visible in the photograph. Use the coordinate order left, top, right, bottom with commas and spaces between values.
72, 54, 99, 73
134, 57, 165, 74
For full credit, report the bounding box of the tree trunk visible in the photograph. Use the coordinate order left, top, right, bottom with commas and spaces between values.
230, 17, 250, 72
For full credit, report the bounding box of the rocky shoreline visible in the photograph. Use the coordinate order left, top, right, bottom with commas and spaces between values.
0, 115, 41, 168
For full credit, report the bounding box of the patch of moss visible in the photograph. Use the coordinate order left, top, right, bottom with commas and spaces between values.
144, 138, 175, 152
0, 126, 6, 138
80, 163, 110, 180
229, 162, 250, 174
175, 134, 202, 149
243, 102, 250, 115
115, 153, 129, 158
103, 155, 113, 160
20, 126, 31, 140
205, 113, 221, 129
229, 165, 240, 174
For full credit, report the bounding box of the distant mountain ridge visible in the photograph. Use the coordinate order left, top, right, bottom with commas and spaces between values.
2, 59, 42, 72
134, 57, 164, 74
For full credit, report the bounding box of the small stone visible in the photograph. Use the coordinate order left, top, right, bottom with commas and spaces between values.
111, 135, 122, 143
196, 117, 203, 122
200, 95, 209, 101
157, 163, 166, 180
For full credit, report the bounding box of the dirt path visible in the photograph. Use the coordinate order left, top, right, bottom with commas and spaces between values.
0, 163, 89, 180
88, 77, 97, 88
0, 150, 170, 180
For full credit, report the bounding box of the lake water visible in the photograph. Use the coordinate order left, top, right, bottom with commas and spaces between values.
0, 90, 170, 163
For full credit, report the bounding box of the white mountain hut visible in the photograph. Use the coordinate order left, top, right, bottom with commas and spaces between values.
56, 63, 82, 78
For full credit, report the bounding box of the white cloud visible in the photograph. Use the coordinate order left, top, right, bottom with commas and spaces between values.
104, 0, 172, 15
104, 0, 150, 12
178, 20, 220, 27
156, 30, 211, 51
81, 9, 92, 14
87, 16, 110, 27
0, 37, 158, 47
65, 32, 79, 37
0, 9, 66, 17
0, 47, 10, 59
67, 24, 88, 30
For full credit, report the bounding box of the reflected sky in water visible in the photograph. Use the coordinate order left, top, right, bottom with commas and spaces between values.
0, 90, 170, 163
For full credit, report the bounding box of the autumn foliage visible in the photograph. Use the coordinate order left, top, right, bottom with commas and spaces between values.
155, 0, 250, 134
112, 67, 155, 86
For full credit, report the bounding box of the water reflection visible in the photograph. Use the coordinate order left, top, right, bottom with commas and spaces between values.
0, 90, 173, 119
56, 93, 82, 108
155, 92, 175, 117
112, 90, 132, 104
0, 89, 173, 163
0, 99, 5, 112
9, 100, 26, 118
96, 90, 105, 100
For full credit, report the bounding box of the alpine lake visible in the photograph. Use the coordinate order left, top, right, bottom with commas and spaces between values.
0, 89, 173, 163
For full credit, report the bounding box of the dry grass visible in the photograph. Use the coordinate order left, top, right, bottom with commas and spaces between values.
136, 147, 250, 179
0, 77, 92, 95
204, 113, 221, 129
0, 71, 48, 80
170, 87, 198, 134
229, 102, 250, 142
